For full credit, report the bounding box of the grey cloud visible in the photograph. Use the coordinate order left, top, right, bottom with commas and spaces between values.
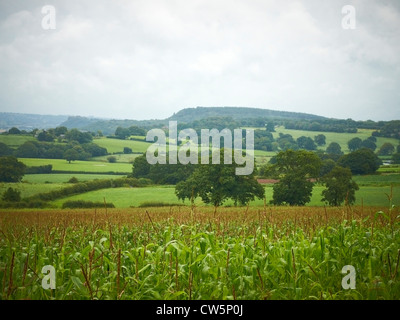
0, 0, 399, 121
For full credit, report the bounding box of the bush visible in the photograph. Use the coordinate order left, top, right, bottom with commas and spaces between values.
107, 156, 117, 163
0, 156, 26, 182
62, 200, 115, 209
25, 165, 53, 174
138, 178, 152, 186
0, 199, 47, 208
2, 187, 21, 202
338, 148, 382, 175
138, 201, 183, 208
68, 176, 79, 183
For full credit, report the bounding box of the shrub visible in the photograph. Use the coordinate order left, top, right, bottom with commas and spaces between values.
2, 187, 21, 202
68, 176, 79, 183
123, 147, 133, 154
25, 165, 53, 174
62, 200, 115, 209
0, 198, 47, 208
24, 177, 147, 204
0, 156, 26, 182
138, 178, 152, 186
138, 201, 183, 208
107, 156, 117, 163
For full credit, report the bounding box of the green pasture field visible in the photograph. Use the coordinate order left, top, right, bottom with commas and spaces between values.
352, 174, 400, 186
272, 126, 399, 153
0, 182, 65, 198
0, 134, 36, 148
93, 137, 152, 154
49, 184, 400, 208
50, 186, 193, 208
18, 158, 132, 173
129, 135, 146, 140
309, 185, 399, 207
378, 165, 400, 174
23, 174, 123, 184
94, 137, 272, 165
91, 154, 141, 163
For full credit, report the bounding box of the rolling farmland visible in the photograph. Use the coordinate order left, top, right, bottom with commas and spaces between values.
1, 128, 400, 301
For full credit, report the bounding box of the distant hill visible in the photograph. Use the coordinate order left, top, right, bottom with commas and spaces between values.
0, 107, 376, 135
0, 112, 68, 131
65, 107, 329, 134
60, 116, 105, 130
168, 106, 328, 122
60, 117, 166, 135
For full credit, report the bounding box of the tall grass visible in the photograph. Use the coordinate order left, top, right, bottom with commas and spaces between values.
0, 206, 399, 300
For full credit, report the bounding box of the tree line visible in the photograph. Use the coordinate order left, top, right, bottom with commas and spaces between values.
0, 127, 108, 162
130, 146, 380, 207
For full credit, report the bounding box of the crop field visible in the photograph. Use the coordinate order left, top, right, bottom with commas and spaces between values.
19, 158, 132, 174
0, 206, 399, 300
1, 129, 400, 302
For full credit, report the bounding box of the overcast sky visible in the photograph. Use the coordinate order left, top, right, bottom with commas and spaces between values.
0, 0, 399, 121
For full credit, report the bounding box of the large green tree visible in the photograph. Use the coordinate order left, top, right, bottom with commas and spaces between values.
326, 142, 343, 155
321, 166, 359, 206
347, 137, 362, 152
115, 127, 131, 139
37, 131, 55, 142
297, 136, 317, 151
361, 139, 377, 152
377, 143, 395, 156
314, 134, 326, 146
338, 148, 381, 175
132, 153, 196, 184
0, 142, 13, 156
8, 127, 21, 134
265, 122, 275, 132
0, 156, 26, 182
392, 153, 400, 164
63, 149, 80, 163
175, 149, 264, 207
2, 187, 21, 202
65, 129, 93, 144
269, 149, 322, 206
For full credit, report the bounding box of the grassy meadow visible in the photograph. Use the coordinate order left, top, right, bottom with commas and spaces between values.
22, 174, 122, 184
44, 184, 399, 209
272, 127, 399, 153
0, 182, 66, 199
19, 158, 132, 174
93, 137, 152, 154
0, 134, 36, 147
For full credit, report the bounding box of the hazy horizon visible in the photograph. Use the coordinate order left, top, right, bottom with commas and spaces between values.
1, 0, 399, 122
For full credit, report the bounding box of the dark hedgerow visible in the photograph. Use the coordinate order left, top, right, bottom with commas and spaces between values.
62, 200, 115, 209
25, 177, 152, 203
0, 177, 153, 208
138, 201, 184, 208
